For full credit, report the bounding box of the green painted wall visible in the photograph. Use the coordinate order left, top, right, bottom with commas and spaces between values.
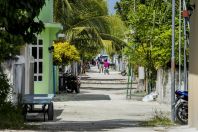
34, 0, 62, 94
34, 28, 51, 94
34, 24, 62, 94
38, 0, 53, 23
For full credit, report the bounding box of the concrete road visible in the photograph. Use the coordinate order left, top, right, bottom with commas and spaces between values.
4, 66, 195, 132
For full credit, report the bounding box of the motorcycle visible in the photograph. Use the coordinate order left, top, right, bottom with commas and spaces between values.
175, 89, 188, 124
63, 72, 81, 93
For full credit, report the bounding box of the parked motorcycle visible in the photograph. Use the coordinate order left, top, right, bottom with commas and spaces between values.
63, 72, 80, 93
175, 89, 188, 124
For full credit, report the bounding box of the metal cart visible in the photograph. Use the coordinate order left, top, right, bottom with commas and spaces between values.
22, 94, 54, 121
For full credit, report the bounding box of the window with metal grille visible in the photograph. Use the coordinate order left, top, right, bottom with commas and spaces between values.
30, 38, 43, 81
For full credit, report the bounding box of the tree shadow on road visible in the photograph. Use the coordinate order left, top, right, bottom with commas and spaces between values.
25, 109, 64, 122
85, 78, 127, 81
81, 87, 135, 90
80, 76, 90, 80
34, 119, 147, 131
54, 94, 111, 101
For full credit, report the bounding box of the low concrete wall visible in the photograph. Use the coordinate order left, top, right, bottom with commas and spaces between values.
1, 58, 25, 104
156, 68, 185, 104
156, 69, 171, 104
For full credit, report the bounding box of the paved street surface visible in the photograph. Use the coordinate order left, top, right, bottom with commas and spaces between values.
2, 66, 197, 131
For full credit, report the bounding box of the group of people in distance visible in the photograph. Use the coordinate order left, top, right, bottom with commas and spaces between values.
97, 55, 110, 75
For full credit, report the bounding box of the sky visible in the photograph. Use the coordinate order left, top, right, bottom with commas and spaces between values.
107, 0, 120, 15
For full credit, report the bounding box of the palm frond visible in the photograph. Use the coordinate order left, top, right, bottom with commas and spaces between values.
100, 33, 127, 52
102, 40, 115, 55
66, 26, 104, 54
71, 15, 127, 38
54, 0, 127, 59
54, 0, 74, 29
70, 0, 108, 19
66, 27, 102, 44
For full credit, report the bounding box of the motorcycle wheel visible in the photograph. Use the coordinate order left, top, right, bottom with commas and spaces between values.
75, 84, 80, 93
66, 88, 74, 93
66, 83, 74, 93
176, 102, 188, 124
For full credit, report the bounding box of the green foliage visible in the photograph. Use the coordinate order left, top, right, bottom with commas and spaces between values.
117, 0, 186, 70
83, 52, 96, 61
116, 0, 188, 92
0, 0, 45, 62
67, 27, 103, 57
54, 0, 127, 59
0, 0, 45, 42
0, 2, 46, 126
54, 0, 108, 31
53, 41, 80, 65
70, 0, 108, 21
0, 102, 25, 129
102, 40, 114, 56
125, 1, 171, 69
0, 0, 45, 108
0, 71, 10, 104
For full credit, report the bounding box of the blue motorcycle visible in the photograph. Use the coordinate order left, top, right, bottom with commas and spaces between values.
175, 90, 188, 124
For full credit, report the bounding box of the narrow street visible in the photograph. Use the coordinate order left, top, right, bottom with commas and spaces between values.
1, 0, 198, 131
23, 66, 173, 132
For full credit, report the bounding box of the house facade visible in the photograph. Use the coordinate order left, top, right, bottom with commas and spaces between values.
28, 0, 62, 94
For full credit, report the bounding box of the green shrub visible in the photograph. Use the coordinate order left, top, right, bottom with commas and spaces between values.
0, 72, 10, 104
0, 102, 25, 129
0, 69, 25, 129
53, 41, 80, 65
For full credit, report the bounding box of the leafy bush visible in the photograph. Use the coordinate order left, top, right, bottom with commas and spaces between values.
0, 71, 10, 104
0, 70, 25, 129
0, 102, 25, 129
53, 41, 80, 65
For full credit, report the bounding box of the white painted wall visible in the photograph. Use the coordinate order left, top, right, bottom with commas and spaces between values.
156, 68, 186, 104
156, 69, 171, 104
1, 56, 25, 104
20, 45, 35, 94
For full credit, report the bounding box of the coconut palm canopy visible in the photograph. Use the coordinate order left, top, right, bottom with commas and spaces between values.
54, 0, 127, 59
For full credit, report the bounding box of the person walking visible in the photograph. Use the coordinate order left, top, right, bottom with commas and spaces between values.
103, 59, 110, 75
98, 55, 104, 73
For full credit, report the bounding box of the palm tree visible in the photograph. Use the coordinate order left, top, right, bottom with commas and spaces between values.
54, 0, 127, 59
